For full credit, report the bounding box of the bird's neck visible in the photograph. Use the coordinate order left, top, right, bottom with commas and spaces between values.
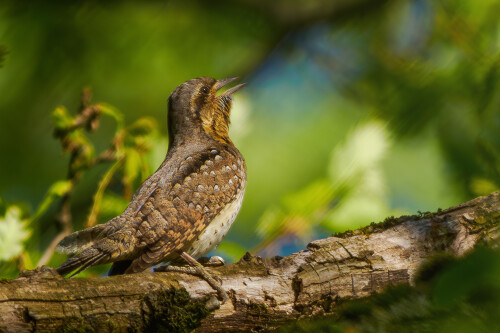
168, 125, 232, 152
201, 123, 232, 145
200, 105, 233, 145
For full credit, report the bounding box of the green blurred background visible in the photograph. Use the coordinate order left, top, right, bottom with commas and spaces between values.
0, 0, 499, 279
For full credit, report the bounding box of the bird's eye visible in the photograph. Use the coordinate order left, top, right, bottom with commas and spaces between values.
202, 87, 209, 94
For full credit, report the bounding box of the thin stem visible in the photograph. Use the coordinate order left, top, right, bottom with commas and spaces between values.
86, 158, 124, 228
37, 230, 71, 267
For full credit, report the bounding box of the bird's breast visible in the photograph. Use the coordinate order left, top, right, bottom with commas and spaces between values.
185, 184, 245, 258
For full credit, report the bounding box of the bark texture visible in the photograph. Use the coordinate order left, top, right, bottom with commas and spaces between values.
1, 191, 499, 332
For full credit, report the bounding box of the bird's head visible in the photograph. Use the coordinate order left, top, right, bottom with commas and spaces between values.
167, 77, 245, 145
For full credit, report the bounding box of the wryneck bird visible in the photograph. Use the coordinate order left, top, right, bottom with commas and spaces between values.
56, 77, 247, 302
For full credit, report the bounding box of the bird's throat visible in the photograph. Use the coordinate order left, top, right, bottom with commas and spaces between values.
200, 98, 233, 145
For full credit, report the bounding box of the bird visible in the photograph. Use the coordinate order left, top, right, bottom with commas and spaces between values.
55, 77, 247, 301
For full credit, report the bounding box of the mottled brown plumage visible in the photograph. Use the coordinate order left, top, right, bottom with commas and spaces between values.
56, 77, 246, 281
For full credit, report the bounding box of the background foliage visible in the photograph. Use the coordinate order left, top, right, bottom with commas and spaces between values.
0, 0, 498, 288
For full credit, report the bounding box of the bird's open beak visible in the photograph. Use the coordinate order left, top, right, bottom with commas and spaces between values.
215, 77, 246, 96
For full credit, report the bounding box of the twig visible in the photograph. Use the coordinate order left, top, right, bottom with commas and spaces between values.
86, 158, 124, 228
38, 89, 108, 266
37, 230, 71, 266
16, 253, 25, 272
57, 184, 75, 234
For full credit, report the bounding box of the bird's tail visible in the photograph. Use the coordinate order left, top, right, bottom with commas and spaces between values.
56, 246, 109, 277
56, 228, 136, 276
55, 217, 124, 255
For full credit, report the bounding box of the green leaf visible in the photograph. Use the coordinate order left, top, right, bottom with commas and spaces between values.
470, 177, 498, 196
67, 130, 95, 171
31, 180, 72, 222
0, 206, 31, 261
127, 117, 158, 137
51, 106, 74, 130
87, 159, 123, 227
323, 121, 395, 231
99, 103, 124, 132
51, 180, 73, 196
329, 121, 390, 188
145, 134, 168, 172
123, 147, 142, 186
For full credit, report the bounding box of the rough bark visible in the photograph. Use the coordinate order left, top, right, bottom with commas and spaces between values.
1, 191, 499, 332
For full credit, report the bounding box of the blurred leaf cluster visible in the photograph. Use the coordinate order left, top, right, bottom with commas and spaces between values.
346, 0, 500, 195
0, 91, 161, 278
49, 88, 160, 229
255, 121, 398, 255
280, 247, 500, 333
0, 204, 30, 262
230, 0, 500, 257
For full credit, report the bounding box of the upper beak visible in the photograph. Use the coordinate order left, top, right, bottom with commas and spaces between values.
215, 77, 246, 96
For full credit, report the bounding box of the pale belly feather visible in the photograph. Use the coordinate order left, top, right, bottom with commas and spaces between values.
186, 187, 245, 258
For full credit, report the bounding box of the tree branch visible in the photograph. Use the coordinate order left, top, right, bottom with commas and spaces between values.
1, 191, 499, 332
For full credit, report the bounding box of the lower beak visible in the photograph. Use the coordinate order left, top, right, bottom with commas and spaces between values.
215, 77, 246, 96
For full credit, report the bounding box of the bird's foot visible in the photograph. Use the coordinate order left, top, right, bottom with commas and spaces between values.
181, 252, 228, 303
155, 265, 224, 286
155, 253, 228, 303
155, 265, 196, 274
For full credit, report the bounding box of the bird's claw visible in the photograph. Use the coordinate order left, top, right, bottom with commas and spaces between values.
155, 257, 228, 303
217, 286, 229, 303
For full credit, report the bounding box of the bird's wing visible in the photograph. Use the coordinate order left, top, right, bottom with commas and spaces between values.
125, 145, 246, 273
121, 162, 166, 216
57, 150, 171, 257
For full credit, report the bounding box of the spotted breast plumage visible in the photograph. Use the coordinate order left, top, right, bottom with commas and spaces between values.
55, 77, 246, 299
